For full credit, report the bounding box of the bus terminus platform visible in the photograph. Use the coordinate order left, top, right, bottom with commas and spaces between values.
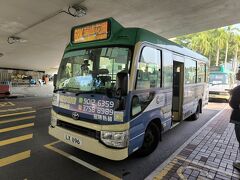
49, 18, 209, 160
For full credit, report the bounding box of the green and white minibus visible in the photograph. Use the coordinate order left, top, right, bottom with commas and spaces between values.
209, 65, 236, 101
49, 18, 209, 160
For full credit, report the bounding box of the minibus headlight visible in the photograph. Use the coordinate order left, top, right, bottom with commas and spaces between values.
51, 114, 57, 127
52, 93, 59, 106
100, 130, 129, 148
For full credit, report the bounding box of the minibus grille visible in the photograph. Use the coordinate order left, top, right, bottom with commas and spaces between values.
209, 91, 220, 95
57, 120, 100, 139
55, 110, 100, 124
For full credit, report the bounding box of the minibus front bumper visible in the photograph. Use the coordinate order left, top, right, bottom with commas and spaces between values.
49, 125, 128, 161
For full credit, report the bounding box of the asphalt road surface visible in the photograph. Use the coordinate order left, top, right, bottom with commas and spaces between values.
0, 97, 226, 180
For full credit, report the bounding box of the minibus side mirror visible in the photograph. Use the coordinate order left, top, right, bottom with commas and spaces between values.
116, 72, 128, 96
53, 74, 57, 89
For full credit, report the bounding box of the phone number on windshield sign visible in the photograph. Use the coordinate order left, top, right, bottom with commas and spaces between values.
81, 98, 114, 108
79, 105, 114, 116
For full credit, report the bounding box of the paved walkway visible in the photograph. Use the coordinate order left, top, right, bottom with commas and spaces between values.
147, 105, 240, 180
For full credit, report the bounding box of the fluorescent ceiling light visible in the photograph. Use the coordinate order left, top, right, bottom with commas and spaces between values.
7, 36, 27, 44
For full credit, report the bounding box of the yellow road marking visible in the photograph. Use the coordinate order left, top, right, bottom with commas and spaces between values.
0, 123, 34, 133
45, 140, 61, 146
0, 107, 32, 113
0, 110, 36, 118
175, 156, 239, 179
0, 134, 33, 147
44, 141, 121, 180
177, 165, 210, 180
0, 102, 15, 107
7, 102, 15, 106
0, 150, 31, 167
0, 116, 35, 124
153, 162, 176, 179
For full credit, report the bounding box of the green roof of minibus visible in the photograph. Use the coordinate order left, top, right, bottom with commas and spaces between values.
64, 18, 208, 62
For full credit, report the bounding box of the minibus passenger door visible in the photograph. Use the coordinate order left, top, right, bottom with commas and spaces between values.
172, 61, 184, 121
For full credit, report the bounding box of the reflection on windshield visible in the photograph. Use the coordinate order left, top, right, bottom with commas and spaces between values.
209, 73, 228, 85
57, 47, 131, 93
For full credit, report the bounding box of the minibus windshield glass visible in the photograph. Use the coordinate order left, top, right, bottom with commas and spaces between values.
57, 47, 131, 93
209, 73, 228, 85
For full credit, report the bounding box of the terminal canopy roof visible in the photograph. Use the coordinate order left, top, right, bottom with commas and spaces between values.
0, 0, 239, 72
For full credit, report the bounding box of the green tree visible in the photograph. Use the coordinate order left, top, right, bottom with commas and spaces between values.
212, 28, 227, 66
173, 26, 240, 68
232, 34, 240, 72
190, 31, 212, 56
224, 27, 231, 67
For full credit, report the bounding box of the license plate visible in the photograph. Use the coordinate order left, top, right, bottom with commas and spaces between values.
64, 134, 82, 145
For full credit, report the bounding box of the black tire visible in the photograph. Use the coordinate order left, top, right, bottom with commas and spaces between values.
191, 102, 201, 120
5, 92, 10, 95
137, 122, 160, 156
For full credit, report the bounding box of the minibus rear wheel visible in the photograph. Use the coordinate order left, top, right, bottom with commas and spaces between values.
137, 122, 160, 156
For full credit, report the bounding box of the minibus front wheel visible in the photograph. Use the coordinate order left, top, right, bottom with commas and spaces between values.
137, 122, 160, 156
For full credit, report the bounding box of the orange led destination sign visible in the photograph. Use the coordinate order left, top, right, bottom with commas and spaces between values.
73, 21, 109, 43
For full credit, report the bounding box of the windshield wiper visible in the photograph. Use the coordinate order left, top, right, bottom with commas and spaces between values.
54, 87, 80, 93
75, 90, 95, 96
54, 87, 95, 96
53, 88, 66, 93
